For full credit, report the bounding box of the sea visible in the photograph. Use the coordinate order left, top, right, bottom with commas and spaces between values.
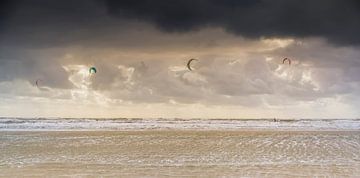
0, 118, 359, 177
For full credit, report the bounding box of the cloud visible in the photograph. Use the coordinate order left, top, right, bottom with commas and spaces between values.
43, 39, 356, 108
0, 0, 15, 31
106, 0, 360, 45
0, 49, 73, 89
2, 33, 360, 107
1, 0, 359, 47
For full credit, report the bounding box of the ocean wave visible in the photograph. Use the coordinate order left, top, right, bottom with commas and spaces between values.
0, 118, 359, 131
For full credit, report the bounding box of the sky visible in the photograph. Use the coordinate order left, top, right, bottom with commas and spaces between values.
0, 0, 360, 118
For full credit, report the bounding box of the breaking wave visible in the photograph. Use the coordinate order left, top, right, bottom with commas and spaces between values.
0, 118, 359, 131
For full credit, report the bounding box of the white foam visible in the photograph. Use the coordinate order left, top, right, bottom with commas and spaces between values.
0, 118, 359, 131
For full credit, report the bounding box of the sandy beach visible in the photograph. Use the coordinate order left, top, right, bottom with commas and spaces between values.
1, 130, 359, 177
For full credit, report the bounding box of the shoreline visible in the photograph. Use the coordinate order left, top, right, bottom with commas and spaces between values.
1, 129, 360, 134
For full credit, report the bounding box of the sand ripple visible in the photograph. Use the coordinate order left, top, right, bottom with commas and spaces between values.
1, 131, 359, 177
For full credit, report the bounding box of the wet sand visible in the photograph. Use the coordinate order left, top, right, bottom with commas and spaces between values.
1, 131, 360, 177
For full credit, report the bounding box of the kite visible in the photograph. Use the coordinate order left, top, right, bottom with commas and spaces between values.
89, 66, 97, 74
187, 58, 198, 71
282, 58, 291, 65
35, 79, 42, 88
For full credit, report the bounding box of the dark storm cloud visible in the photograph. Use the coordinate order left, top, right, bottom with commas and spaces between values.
0, 0, 112, 48
0, 0, 15, 30
0, 0, 359, 46
106, 0, 360, 45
